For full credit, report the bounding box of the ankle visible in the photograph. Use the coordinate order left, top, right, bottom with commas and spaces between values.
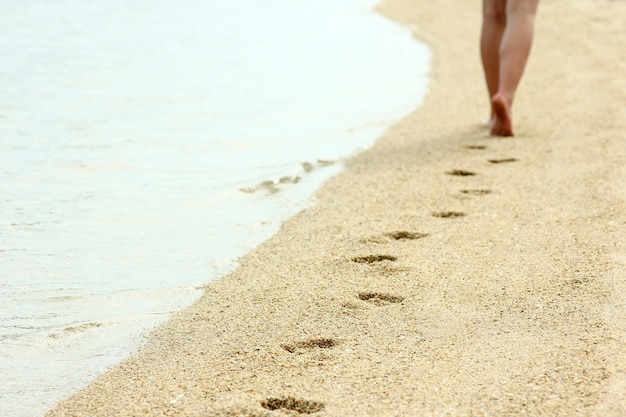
493, 91, 513, 107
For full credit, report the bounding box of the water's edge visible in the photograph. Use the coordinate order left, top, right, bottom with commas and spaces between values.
0, 1, 430, 416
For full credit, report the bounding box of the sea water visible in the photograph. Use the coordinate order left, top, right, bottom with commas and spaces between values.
0, 1, 430, 415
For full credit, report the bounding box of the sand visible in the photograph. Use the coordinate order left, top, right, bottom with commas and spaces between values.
46, 0, 626, 416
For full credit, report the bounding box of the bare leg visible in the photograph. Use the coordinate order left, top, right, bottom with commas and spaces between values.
490, 0, 539, 136
480, 0, 507, 123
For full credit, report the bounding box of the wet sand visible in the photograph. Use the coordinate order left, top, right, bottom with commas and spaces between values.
47, 0, 626, 416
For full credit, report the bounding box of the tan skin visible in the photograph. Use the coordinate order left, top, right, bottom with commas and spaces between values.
481, 0, 539, 136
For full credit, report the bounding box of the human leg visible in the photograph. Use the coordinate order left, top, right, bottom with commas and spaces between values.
491, 0, 539, 136
480, 0, 507, 121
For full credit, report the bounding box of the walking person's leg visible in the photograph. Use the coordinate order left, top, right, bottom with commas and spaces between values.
480, 0, 507, 123
481, 0, 539, 136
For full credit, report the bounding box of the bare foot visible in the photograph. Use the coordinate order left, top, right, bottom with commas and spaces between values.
490, 93, 514, 137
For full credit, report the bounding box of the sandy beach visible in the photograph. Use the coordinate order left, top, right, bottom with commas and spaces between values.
46, 0, 626, 416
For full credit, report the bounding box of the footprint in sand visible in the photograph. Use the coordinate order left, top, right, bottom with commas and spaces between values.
488, 158, 518, 164
358, 292, 404, 306
281, 338, 338, 354
352, 255, 397, 263
432, 211, 465, 218
360, 231, 428, 244
385, 231, 429, 240
460, 189, 492, 195
446, 169, 476, 176
261, 396, 325, 414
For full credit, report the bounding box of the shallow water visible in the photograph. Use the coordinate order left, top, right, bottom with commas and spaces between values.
0, 1, 430, 415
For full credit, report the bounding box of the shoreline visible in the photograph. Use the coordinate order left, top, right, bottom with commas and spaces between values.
47, 0, 626, 416
1, 2, 429, 416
